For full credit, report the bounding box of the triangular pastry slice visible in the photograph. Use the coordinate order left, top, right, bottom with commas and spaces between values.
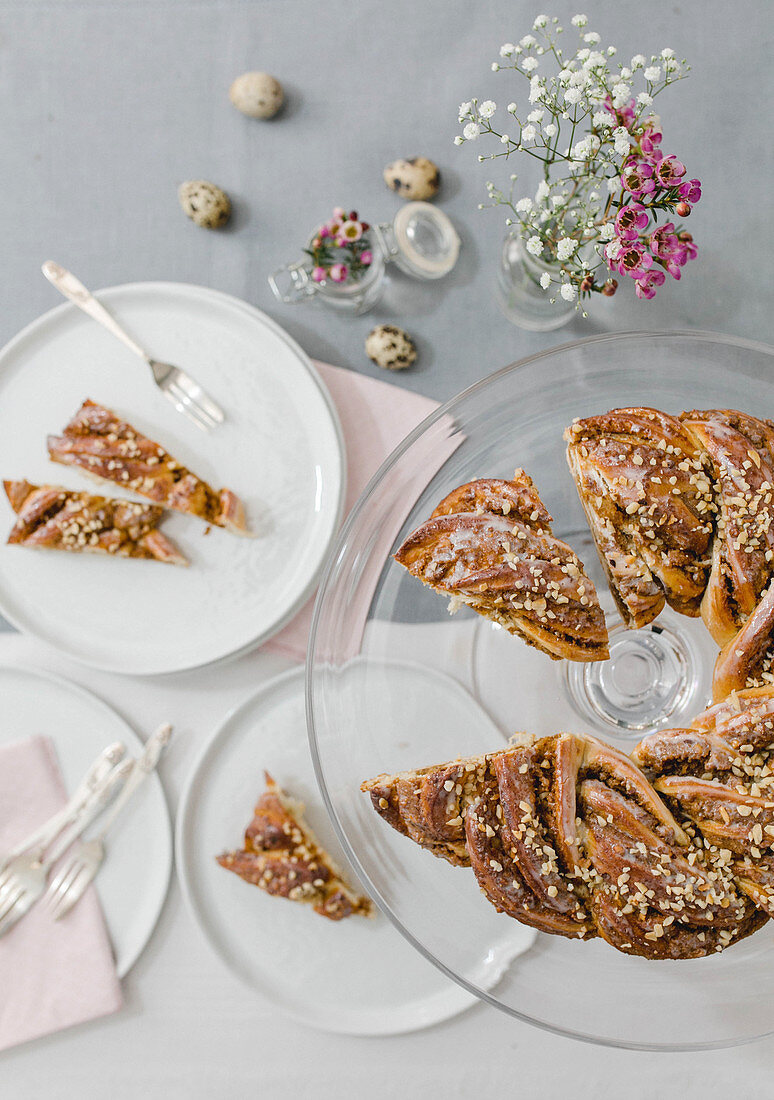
217, 773, 372, 921
4, 479, 186, 565
394, 470, 609, 662
47, 399, 247, 534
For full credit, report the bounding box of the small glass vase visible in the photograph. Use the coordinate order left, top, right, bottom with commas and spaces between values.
495, 233, 576, 332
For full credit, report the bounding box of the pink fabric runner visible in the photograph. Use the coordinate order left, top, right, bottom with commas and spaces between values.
265, 362, 439, 660
0, 736, 123, 1052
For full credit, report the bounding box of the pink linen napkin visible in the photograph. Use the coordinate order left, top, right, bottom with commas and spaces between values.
265, 362, 440, 660
0, 736, 123, 1052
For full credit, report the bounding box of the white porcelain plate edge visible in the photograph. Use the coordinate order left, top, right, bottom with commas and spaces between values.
0, 282, 346, 675
0, 664, 172, 977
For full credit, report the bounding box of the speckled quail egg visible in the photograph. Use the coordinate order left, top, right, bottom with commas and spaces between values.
365, 324, 417, 370
178, 180, 231, 229
383, 156, 440, 201
229, 71, 284, 119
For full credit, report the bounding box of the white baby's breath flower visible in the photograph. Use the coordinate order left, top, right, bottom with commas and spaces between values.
664, 57, 679, 72
560, 282, 577, 301
605, 239, 623, 260
515, 197, 534, 213
500, 43, 516, 58
631, 54, 646, 69
535, 180, 550, 203
661, 48, 676, 58
571, 14, 588, 27
520, 34, 537, 48
612, 125, 631, 156
558, 68, 573, 84
584, 31, 600, 44
644, 65, 661, 82
606, 176, 618, 194
522, 56, 539, 73
533, 14, 548, 28
500, 134, 510, 143
577, 48, 590, 61
612, 81, 630, 101
526, 235, 544, 256
527, 109, 544, 123
521, 124, 537, 142
599, 222, 615, 240
543, 122, 557, 137
491, 62, 500, 71
564, 86, 583, 105
528, 76, 545, 103
463, 122, 481, 140
592, 110, 612, 127
479, 100, 497, 118
619, 67, 632, 80
453, 135, 464, 145
637, 92, 653, 106
607, 46, 617, 56
458, 101, 473, 120
557, 237, 577, 260
540, 272, 552, 289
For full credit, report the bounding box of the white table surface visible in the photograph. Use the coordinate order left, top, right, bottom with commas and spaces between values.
2, 0, 774, 1095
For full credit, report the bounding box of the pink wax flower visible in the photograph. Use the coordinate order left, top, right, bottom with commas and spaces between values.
318, 225, 330, 239
640, 120, 663, 157
329, 263, 348, 283
605, 94, 636, 128
332, 206, 346, 219
655, 155, 686, 187
678, 232, 698, 261
360, 250, 373, 265
338, 219, 364, 242
678, 178, 702, 203
621, 158, 656, 197
634, 270, 666, 299
615, 203, 649, 240
311, 266, 327, 283
649, 222, 680, 259
616, 243, 653, 277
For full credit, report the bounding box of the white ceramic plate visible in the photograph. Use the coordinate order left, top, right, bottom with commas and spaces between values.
0, 665, 171, 977
0, 282, 345, 674
176, 665, 534, 1036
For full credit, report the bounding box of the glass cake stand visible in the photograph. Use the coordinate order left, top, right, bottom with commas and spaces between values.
307, 331, 774, 1050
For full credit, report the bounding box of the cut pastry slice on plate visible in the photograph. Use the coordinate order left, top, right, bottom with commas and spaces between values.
394, 470, 609, 662
4, 479, 186, 565
217, 772, 373, 921
565, 407, 715, 629
47, 399, 247, 534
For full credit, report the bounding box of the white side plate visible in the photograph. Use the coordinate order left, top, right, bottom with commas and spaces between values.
176, 665, 534, 1036
0, 282, 344, 674
0, 665, 172, 977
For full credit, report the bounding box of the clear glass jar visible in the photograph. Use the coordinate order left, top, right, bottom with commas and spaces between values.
269, 202, 460, 317
495, 233, 576, 332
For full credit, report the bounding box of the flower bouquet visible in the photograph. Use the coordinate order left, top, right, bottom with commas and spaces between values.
456, 13, 700, 315
305, 207, 374, 287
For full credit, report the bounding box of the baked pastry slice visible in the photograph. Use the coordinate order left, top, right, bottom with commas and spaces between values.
713, 582, 774, 700
47, 400, 247, 534
4, 479, 186, 565
217, 773, 372, 921
394, 471, 609, 662
363, 731, 761, 958
565, 408, 715, 628
680, 409, 774, 645
634, 686, 774, 920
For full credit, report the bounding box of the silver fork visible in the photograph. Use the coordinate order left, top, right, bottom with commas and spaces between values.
41, 261, 225, 432
0, 741, 125, 874
45, 723, 173, 921
0, 758, 134, 939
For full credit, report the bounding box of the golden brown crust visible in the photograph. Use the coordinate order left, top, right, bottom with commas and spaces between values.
565, 408, 715, 628
680, 410, 774, 645
3, 479, 186, 565
217, 773, 372, 921
634, 686, 774, 922
713, 583, 774, 700
394, 473, 609, 663
362, 733, 760, 958
47, 400, 247, 534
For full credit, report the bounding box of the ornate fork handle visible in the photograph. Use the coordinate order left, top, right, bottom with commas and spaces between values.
42, 261, 150, 363
93, 723, 173, 840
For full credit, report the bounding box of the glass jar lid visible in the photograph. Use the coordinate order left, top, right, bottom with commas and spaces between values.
390, 202, 460, 280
